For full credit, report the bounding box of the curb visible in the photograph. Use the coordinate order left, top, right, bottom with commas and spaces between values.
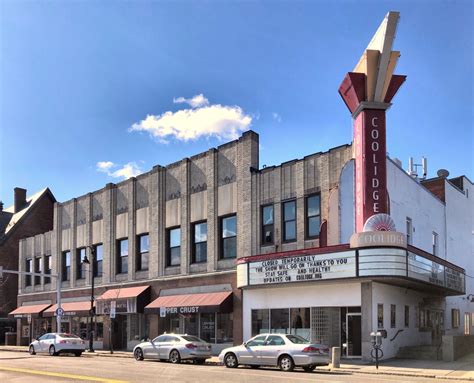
0, 348, 472, 380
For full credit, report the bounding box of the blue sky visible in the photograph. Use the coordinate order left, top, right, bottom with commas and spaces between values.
1, 0, 472, 206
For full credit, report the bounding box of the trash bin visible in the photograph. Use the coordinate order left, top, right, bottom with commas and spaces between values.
5, 332, 17, 345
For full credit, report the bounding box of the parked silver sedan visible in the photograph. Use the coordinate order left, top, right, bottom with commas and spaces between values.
219, 333, 330, 372
29, 333, 86, 356
133, 334, 212, 364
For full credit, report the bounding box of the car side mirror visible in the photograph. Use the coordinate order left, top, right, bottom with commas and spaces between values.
243, 342, 248, 347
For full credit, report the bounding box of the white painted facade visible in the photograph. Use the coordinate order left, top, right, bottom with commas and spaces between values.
371, 282, 431, 359
340, 158, 447, 257
444, 177, 474, 336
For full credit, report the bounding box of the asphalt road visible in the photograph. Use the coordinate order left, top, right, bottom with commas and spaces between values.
0, 351, 466, 383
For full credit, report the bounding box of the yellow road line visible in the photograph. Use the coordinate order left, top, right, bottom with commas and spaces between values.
0, 366, 129, 383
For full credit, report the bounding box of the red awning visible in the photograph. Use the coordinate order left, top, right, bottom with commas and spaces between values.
43, 301, 92, 317
145, 291, 233, 314
98, 285, 150, 300
9, 304, 52, 318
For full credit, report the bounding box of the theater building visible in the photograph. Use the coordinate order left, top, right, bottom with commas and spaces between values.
11, 12, 472, 360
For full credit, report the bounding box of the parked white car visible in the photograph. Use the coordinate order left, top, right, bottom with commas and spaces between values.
219, 333, 330, 372
133, 334, 212, 364
29, 333, 86, 357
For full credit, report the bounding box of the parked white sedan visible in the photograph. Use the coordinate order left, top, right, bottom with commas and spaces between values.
219, 333, 330, 372
29, 333, 86, 356
133, 334, 212, 364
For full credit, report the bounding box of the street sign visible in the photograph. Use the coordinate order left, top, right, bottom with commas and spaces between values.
160, 307, 166, 318
110, 301, 116, 319
56, 307, 64, 317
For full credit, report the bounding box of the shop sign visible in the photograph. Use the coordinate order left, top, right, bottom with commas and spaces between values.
22, 325, 30, 338
164, 306, 200, 315
159, 307, 166, 318
27, 314, 32, 324
354, 110, 388, 232
446, 267, 465, 292
110, 301, 116, 319
408, 252, 445, 287
248, 251, 356, 286
350, 231, 406, 249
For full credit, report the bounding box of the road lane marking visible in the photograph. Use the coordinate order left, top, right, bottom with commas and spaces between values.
0, 366, 129, 383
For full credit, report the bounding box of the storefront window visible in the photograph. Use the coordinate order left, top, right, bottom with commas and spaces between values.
290, 308, 310, 340
184, 314, 198, 336
161, 313, 180, 334
217, 313, 233, 343
270, 308, 289, 334
200, 313, 216, 343
71, 317, 88, 339
251, 309, 269, 336
94, 316, 104, 341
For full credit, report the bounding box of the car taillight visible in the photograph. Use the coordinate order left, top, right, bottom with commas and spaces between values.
302, 346, 320, 353
185, 343, 197, 349
59, 340, 67, 344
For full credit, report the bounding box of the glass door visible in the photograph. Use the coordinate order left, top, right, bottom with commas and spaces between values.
345, 313, 361, 358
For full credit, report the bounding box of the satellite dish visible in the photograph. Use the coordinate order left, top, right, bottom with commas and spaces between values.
363, 213, 396, 232
437, 169, 450, 178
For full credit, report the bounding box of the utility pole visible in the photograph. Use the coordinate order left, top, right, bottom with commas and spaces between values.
0, 266, 62, 332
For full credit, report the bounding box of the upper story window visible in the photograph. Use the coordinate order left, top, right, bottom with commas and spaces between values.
25, 258, 32, 287
167, 227, 181, 267
261, 205, 274, 245
62, 251, 71, 281
93, 244, 103, 278
220, 215, 237, 259
405, 305, 410, 328
117, 239, 128, 274
406, 217, 413, 245
44, 255, 51, 284
136, 234, 149, 271
282, 200, 296, 242
306, 194, 321, 239
192, 222, 207, 263
76, 248, 86, 280
432, 232, 439, 256
34, 257, 41, 285
377, 304, 384, 329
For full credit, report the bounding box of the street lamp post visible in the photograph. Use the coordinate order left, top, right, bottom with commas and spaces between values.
82, 246, 96, 353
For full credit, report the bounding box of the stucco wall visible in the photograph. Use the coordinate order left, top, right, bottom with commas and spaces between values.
371, 282, 431, 360
444, 178, 474, 336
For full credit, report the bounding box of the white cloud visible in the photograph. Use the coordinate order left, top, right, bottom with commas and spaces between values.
173, 94, 209, 108
97, 161, 114, 172
96, 161, 142, 180
130, 94, 252, 143
272, 112, 282, 123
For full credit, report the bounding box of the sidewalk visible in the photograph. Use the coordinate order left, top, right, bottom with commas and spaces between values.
1, 345, 473, 381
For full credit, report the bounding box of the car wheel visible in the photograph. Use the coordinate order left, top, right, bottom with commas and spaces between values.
303, 365, 316, 372
29, 345, 36, 355
224, 353, 238, 368
75, 352, 82, 357
134, 348, 144, 361
279, 355, 295, 372
194, 358, 206, 365
49, 345, 57, 356
169, 349, 181, 364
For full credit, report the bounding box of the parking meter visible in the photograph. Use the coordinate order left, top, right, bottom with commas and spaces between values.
370, 331, 383, 369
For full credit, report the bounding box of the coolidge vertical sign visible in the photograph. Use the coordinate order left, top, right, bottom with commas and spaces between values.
354, 109, 388, 232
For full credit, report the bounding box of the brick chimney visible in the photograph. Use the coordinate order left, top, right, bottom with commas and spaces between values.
14, 187, 27, 213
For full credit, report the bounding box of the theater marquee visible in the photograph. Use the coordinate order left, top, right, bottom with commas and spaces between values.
241, 251, 357, 287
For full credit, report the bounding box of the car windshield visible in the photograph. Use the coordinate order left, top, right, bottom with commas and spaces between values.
182, 335, 204, 343
58, 334, 81, 339
286, 335, 309, 344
